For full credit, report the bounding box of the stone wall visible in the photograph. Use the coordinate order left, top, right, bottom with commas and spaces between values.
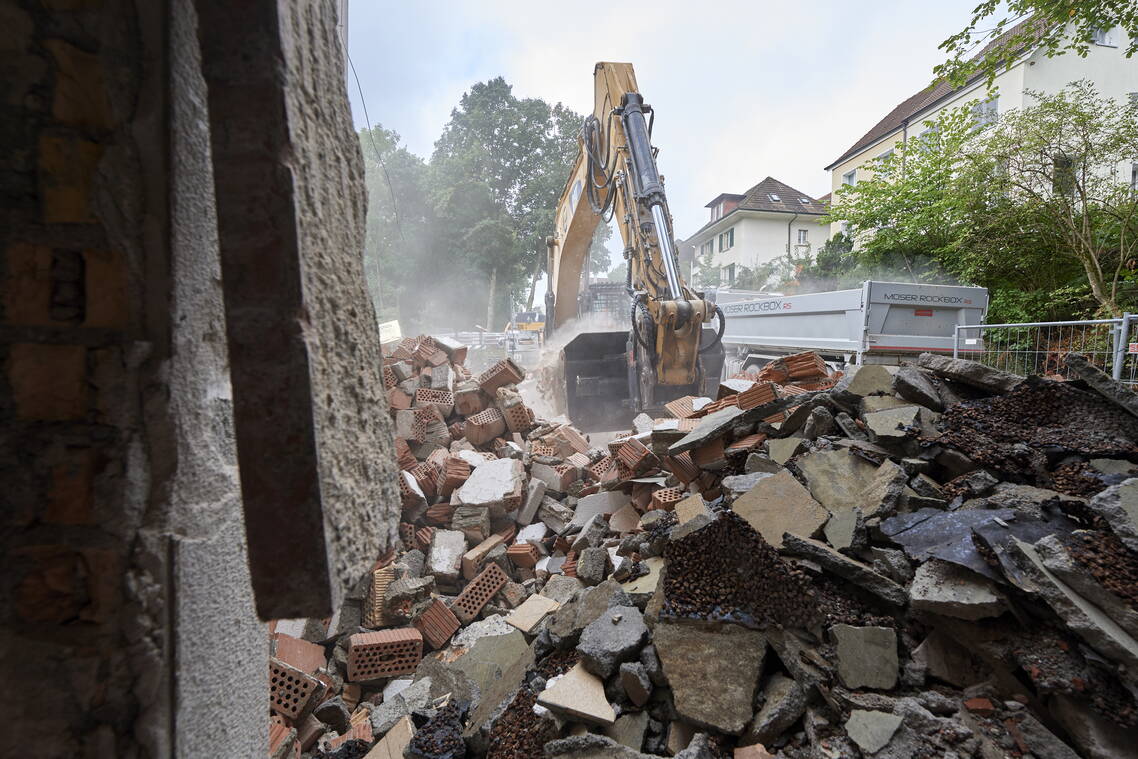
0, 0, 394, 755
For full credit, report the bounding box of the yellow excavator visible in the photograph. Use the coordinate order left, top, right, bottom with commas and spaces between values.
546, 62, 724, 428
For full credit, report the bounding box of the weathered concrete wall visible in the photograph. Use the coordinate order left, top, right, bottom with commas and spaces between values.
196, 0, 399, 620
1, 0, 397, 754
167, 0, 267, 755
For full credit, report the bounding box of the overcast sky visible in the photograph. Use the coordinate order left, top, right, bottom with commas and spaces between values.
345, 0, 981, 242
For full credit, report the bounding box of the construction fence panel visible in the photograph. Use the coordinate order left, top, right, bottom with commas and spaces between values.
954, 314, 1137, 386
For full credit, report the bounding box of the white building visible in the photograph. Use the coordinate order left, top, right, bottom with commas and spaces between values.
684, 177, 831, 287
824, 21, 1138, 236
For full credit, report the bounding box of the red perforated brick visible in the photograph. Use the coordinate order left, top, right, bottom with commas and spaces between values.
410, 462, 439, 498
435, 457, 471, 498
501, 399, 533, 433
548, 462, 578, 491
412, 336, 436, 364
478, 358, 525, 393
561, 551, 578, 578
665, 395, 699, 419
270, 657, 321, 719
415, 388, 454, 416
566, 452, 591, 470
387, 387, 412, 411
737, 382, 778, 410
363, 565, 395, 628
412, 598, 461, 650
663, 452, 699, 484
784, 350, 829, 379
414, 526, 434, 552
426, 447, 449, 469
347, 628, 423, 681
398, 522, 415, 548
617, 437, 658, 475
394, 438, 418, 471
554, 425, 590, 454
464, 407, 506, 445
586, 456, 614, 481
424, 502, 455, 526
650, 486, 685, 511
506, 541, 540, 568
413, 406, 443, 438
726, 433, 767, 455
327, 720, 373, 750
382, 365, 397, 390
531, 442, 557, 458
450, 562, 509, 623
692, 438, 726, 470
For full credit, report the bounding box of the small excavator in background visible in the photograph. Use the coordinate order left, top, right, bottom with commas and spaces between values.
546, 62, 724, 429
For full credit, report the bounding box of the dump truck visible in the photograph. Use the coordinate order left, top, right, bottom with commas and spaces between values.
714, 280, 988, 376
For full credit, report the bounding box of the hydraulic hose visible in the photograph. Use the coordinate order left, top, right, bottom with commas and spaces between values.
699, 304, 727, 353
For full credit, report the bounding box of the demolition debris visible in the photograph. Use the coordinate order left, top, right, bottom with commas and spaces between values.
265, 339, 1138, 759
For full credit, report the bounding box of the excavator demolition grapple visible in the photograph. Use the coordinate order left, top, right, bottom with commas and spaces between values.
546, 62, 724, 429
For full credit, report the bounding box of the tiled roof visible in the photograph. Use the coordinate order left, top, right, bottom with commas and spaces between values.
686, 177, 827, 240
823, 17, 1045, 170
735, 177, 828, 215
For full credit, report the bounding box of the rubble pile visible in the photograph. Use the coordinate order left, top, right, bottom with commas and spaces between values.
265, 341, 1138, 759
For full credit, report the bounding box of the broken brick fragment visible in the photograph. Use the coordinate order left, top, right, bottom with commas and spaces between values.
346, 628, 423, 681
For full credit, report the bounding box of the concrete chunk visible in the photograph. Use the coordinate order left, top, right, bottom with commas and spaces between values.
917, 352, 1022, 394
455, 458, 524, 518
909, 559, 1003, 620
732, 469, 828, 548
537, 662, 616, 726
654, 620, 767, 735
782, 534, 907, 606
505, 593, 559, 635
893, 366, 944, 411
831, 625, 898, 689
425, 530, 466, 585
576, 605, 648, 678
845, 709, 903, 754
796, 448, 879, 515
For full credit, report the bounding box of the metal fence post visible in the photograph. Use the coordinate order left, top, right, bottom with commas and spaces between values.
953, 326, 960, 359
1114, 313, 1132, 381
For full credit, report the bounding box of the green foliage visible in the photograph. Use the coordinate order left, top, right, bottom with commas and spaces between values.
937, 1, 1138, 88
955, 82, 1138, 315
361, 78, 587, 332
824, 104, 977, 265
606, 261, 628, 284
823, 83, 1138, 320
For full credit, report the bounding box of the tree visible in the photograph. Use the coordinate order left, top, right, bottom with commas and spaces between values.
957, 82, 1138, 315
430, 78, 587, 329
937, 1, 1138, 87
607, 261, 628, 284
823, 103, 977, 274
358, 125, 435, 323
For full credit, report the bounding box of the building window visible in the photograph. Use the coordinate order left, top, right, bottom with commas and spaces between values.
1053, 154, 1076, 195
972, 96, 999, 128
798, 197, 811, 204
1131, 162, 1138, 191
1092, 27, 1117, 47
1129, 93, 1138, 109
718, 227, 734, 252
699, 240, 715, 258
842, 170, 857, 186
797, 229, 808, 244
878, 148, 894, 161
725, 264, 736, 286
768, 193, 781, 202
840, 221, 850, 235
